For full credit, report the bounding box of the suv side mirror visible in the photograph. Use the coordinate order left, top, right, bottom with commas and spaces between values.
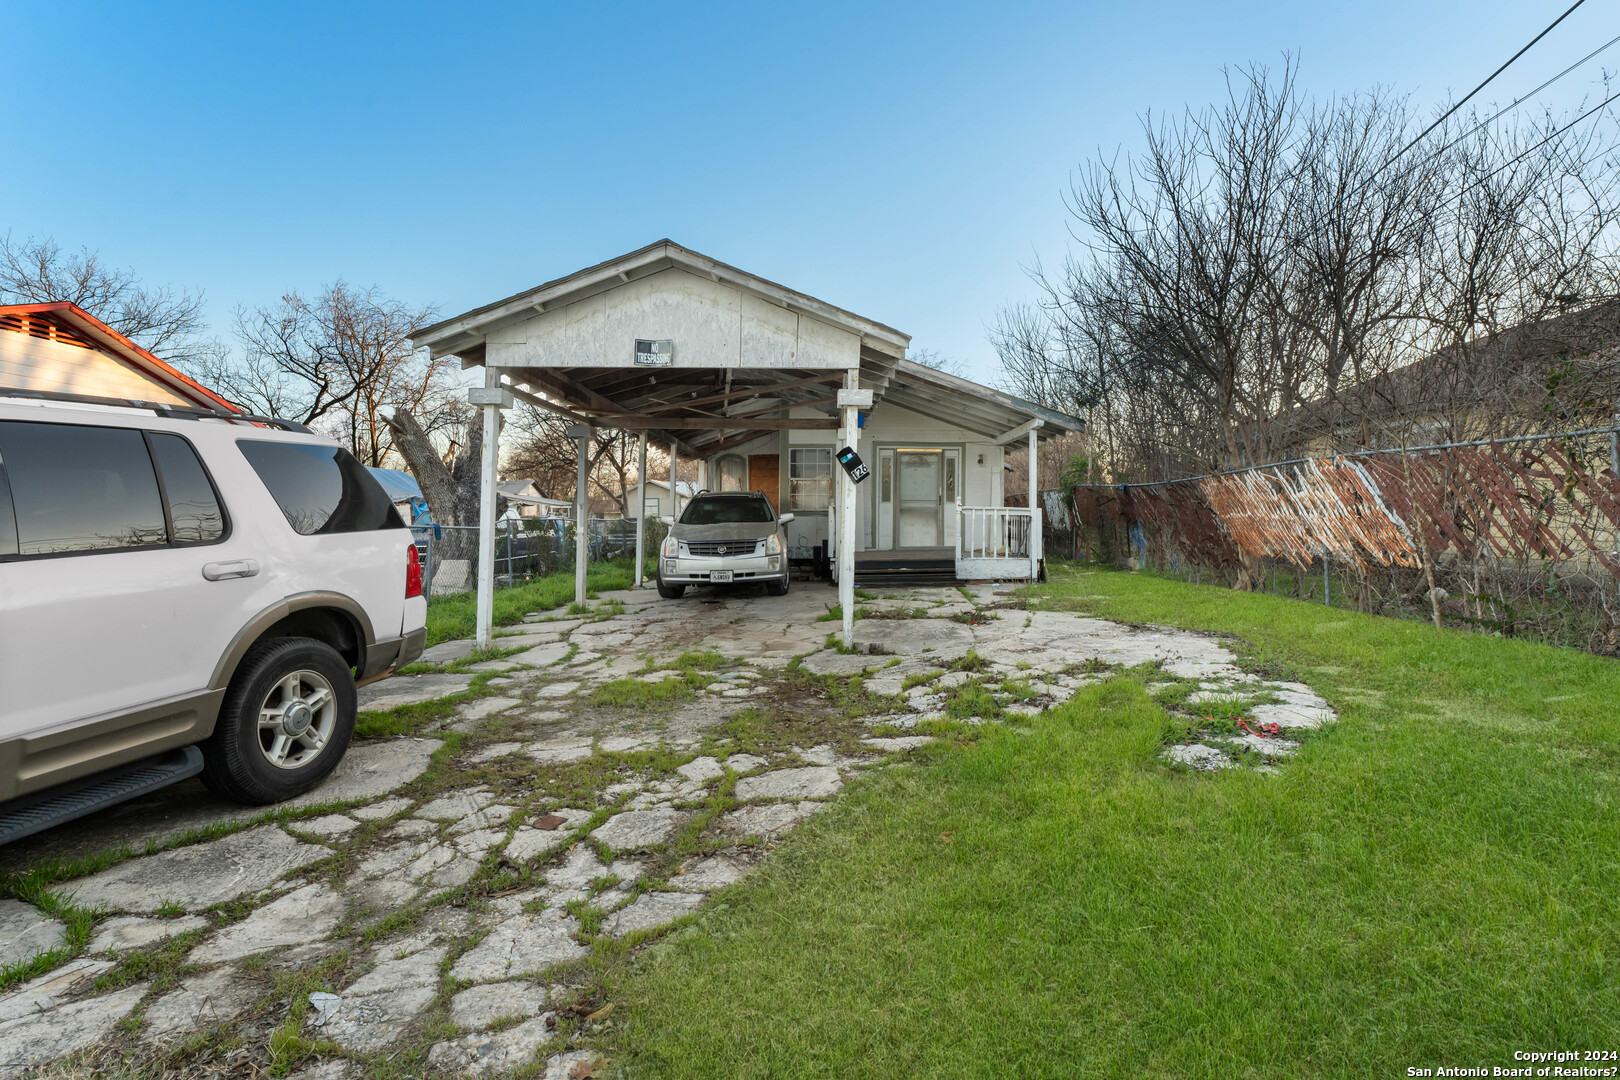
658, 515, 675, 526
777, 513, 795, 525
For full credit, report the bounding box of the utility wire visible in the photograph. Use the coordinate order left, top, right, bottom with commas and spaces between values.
1454, 85, 1620, 199
1388, 0, 1589, 166
1427, 29, 1620, 162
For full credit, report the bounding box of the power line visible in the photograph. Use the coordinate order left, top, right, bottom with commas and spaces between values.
1389, 0, 1589, 165
1454, 86, 1620, 200
1428, 30, 1620, 163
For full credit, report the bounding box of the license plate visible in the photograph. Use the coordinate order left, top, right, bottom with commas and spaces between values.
710, 570, 733, 582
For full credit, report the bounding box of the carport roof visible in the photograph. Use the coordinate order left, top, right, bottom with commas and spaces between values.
415, 241, 1082, 452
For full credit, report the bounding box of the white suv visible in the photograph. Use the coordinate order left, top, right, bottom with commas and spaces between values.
0, 394, 427, 839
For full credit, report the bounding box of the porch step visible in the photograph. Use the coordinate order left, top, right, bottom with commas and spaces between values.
0, 747, 204, 847
854, 557, 961, 587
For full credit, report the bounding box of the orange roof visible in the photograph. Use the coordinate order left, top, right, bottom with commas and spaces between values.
0, 301, 243, 413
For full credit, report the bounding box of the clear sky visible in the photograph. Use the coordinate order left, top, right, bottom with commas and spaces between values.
3, 1, 1614, 384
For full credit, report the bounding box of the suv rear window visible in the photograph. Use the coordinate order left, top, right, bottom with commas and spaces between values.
679, 495, 775, 525
238, 440, 402, 535
0, 422, 230, 558
0, 421, 168, 556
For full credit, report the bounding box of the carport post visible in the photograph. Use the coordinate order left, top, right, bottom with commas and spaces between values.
670, 443, 680, 518
1028, 425, 1040, 581
568, 424, 592, 607
634, 431, 648, 588
838, 368, 860, 648
468, 373, 512, 650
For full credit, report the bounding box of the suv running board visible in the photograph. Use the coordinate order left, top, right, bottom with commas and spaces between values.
0, 747, 204, 847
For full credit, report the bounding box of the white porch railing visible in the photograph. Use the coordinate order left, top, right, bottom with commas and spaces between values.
956, 504, 1041, 581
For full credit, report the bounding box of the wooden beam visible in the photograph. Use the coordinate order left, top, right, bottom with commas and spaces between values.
644, 372, 842, 413
609, 417, 836, 431
590, 395, 838, 421
499, 379, 592, 424
994, 417, 1044, 445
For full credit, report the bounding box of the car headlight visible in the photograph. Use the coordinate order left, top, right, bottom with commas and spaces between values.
765, 534, 781, 555
662, 535, 678, 558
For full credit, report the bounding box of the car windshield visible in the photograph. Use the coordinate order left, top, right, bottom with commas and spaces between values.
680, 495, 774, 525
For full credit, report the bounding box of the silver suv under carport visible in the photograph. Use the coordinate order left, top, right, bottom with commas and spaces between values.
656, 491, 794, 598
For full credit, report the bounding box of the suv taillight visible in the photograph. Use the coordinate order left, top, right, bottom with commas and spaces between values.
405, 544, 424, 598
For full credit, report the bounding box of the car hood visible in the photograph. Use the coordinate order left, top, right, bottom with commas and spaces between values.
672, 521, 777, 541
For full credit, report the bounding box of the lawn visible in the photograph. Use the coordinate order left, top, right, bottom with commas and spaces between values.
423, 558, 650, 645
600, 563, 1620, 1078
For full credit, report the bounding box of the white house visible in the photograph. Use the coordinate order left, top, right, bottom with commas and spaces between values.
410, 240, 1082, 647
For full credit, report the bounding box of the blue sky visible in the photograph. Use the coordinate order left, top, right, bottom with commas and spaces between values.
3, 1, 1615, 384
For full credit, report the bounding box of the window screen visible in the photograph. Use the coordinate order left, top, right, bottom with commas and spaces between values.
788, 448, 833, 510
238, 440, 402, 535
149, 433, 226, 544
0, 421, 168, 556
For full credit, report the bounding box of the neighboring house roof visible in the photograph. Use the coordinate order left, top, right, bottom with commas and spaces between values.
0, 301, 242, 413
642, 478, 699, 497
367, 466, 424, 504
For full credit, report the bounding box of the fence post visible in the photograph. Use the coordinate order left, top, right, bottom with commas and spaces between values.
1323, 550, 1330, 607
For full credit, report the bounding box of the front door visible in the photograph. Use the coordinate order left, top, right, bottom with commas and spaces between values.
895, 450, 943, 547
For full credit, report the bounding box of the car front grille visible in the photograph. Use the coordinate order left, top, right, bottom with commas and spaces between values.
685, 538, 763, 557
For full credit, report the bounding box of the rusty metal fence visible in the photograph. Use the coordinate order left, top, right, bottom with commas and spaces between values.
1065, 426, 1620, 654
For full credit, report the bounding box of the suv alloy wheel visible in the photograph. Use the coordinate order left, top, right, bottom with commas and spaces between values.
200, 637, 356, 804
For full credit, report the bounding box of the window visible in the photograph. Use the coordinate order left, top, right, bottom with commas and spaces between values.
149, 434, 226, 545
238, 440, 402, 535
0, 421, 167, 556
717, 454, 747, 492
788, 448, 833, 510
679, 495, 775, 525
945, 455, 957, 504
643, 496, 661, 517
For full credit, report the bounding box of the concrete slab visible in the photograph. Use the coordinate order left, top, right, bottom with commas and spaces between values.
449, 981, 548, 1029
59, 826, 331, 914
601, 891, 706, 937
590, 808, 681, 851
142, 966, 260, 1044
733, 766, 842, 801
420, 639, 476, 664
449, 909, 587, 983
358, 674, 475, 711
0, 982, 146, 1075
0, 901, 64, 968
88, 914, 209, 955
189, 883, 345, 963
429, 1014, 557, 1076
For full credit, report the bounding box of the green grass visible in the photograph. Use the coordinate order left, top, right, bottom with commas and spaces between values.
423, 558, 647, 645
601, 563, 1620, 1078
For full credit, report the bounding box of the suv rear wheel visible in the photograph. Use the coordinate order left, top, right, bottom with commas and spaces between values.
201, 637, 356, 805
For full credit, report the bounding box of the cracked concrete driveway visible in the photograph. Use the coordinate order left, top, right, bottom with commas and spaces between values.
0, 579, 1335, 1078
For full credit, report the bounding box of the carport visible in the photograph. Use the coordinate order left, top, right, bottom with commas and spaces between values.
411, 240, 911, 650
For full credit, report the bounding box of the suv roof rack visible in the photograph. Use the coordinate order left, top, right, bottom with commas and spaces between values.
0, 387, 312, 434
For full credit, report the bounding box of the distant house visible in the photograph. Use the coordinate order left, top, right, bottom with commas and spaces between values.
0, 302, 240, 413
638, 478, 698, 520
496, 479, 573, 518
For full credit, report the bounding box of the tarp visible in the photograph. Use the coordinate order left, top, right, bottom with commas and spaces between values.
366, 466, 423, 504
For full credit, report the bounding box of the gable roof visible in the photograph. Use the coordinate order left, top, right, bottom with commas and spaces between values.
0, 301, 241, 413
415, 239, 911, 359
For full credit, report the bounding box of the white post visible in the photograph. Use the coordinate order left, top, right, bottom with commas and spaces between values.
1028, 426, 1040, 581
473, 370, 503, 650
573, 428, 590, 607
670, 443, 680, 520
634, 431, 648, 588
838, 368, 859, 648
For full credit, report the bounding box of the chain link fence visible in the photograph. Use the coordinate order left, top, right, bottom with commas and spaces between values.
1058, 427, 1620, 655
410, 516, 668, 598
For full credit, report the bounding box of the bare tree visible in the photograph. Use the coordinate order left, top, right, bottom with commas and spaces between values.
222, 283, 456, 465
503, 407, 641, 514
0, 234, 209, 363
